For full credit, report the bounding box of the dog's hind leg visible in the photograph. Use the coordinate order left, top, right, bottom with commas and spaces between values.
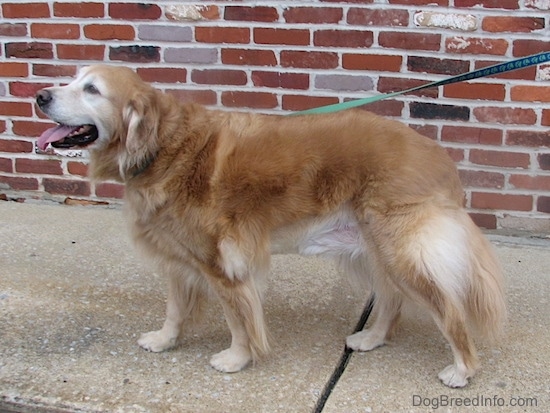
346, 286, 402, 351
367, 211, 480, 387
341, 230, 403, 352
139, 263, 207, 352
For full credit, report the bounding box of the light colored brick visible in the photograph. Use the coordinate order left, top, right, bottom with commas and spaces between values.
414, 12, 477, 31
525, 0, 550, 10
164, 47, 217, 64
138, 25, 192, 42
315, 74, 374, 92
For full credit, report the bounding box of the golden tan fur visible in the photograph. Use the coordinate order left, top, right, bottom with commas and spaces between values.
36, 65, 506, 387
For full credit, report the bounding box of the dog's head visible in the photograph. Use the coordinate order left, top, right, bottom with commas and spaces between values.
36, 65, 161, 180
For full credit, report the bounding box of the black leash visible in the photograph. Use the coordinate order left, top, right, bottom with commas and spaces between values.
312, 294, 376, 413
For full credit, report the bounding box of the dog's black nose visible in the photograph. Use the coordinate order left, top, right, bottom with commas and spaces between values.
36, 89, 52, 107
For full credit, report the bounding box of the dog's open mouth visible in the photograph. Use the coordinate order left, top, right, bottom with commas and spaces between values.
37, 124, 99, 151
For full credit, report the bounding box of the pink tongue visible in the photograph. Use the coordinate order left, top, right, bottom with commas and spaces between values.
37, 125, 79, 150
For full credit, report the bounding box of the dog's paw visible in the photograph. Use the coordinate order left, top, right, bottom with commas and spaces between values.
210, 347, 251, 373
138, 330, 177, 353
438, 364, 471, 388
346, 330, 385, 352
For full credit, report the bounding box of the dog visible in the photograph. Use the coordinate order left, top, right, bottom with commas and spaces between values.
36, 65, 506, 388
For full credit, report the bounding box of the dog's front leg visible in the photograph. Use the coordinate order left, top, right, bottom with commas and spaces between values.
208, 273, 270, 373
139, 267, 206, 352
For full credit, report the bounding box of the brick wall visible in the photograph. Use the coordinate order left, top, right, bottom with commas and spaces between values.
0, 1, 549, 232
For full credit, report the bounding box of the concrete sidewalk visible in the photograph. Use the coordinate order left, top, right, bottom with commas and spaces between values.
1, 201, 549, 413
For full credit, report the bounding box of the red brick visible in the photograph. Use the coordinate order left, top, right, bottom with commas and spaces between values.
445, 147, 465, 163
222, 49, 277, 66
506, 130, 550, 148
469, 213, 497, 230
512, 39, 549, 57
221, 91, 278, 109
43, 178, 90, 196
458, 169, 504, 189
482, 16, 545, 33
0, 158, 13, 173
191, 69, 247, 86
0, 101, 33, 117
510, 175, 550, 191
67, 161, 88, 177
379, 31, 440, 51
343, 54, 402, 72
321, 0, 373, 3
108, 3, 161, 20
407, 56, 469, 76
31, 23, 80, 39
16, 158, 63, 175
284, 7, 342, 24
196, 26, 249, 44
0, 23, 27, 37
84, 24, 135, 41
5, 42, 54, 59
409, 123, 437, 140
254, 28, 309, 46
281, 51, 338, 69
2, 2, 50, 18
511, 85, 550, 103
0, 139, 34, 153
469, 149, 530, 169
0, 175, 39, 191
389, 0, 447, 4
96, 182, 124, 199
543, 109, 550, 126
444, 82, 505, 101
441, 125, 502, 145
0, 121, 5, 134
198, 5, 219, 20
54, 2, 104, 18
474, 60, 536, 81
474, 107, 537, 125
136, 68, 186, 84
359, 100, 405, 117
9, 82, 51, 98
251, 71, 309, 90
12, 121, 55, 138
378, 77, 438, 98
57, 44, 104, 60
538, 196, 550, 213
455, 0, 518, 8
471, 192, 533, 211
539, 154, 550, 170
347, 8, 409, 26
314, 30, 374, 48
282, 95, 339, 111
446, 37, 508, 55
0, 62, 29, 77
224, 6, 278, 22
32, 64, 77, 78
166, 89, 217, 106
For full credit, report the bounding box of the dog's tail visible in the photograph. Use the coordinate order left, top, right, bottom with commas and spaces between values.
462, 214, 507, 343
410, 209, 506, 343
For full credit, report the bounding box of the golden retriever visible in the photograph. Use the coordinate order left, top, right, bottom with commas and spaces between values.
36, 65, 506, 387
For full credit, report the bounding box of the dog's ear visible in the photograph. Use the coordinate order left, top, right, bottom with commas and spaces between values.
122, 89, 159, 156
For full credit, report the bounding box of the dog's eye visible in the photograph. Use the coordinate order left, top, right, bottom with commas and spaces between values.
84, 83, 100, 95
